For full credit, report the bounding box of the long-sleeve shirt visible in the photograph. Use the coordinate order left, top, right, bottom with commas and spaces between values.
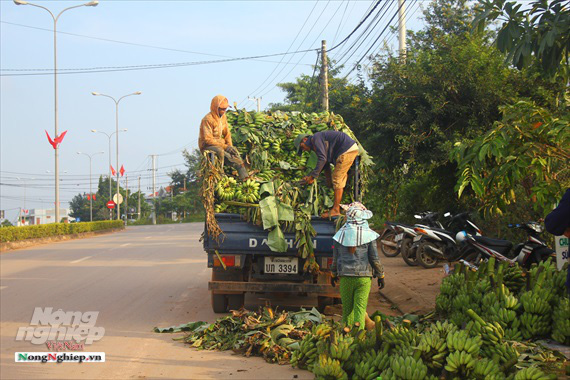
307, 131, 357, 178
198, 112, 233, 151
331, 242, 384, 277
545, 188, 570, 236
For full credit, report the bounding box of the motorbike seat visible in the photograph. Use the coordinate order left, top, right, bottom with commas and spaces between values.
473, 236, 513, 254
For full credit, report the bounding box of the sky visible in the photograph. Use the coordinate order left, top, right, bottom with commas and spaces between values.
0, 0, 425, 223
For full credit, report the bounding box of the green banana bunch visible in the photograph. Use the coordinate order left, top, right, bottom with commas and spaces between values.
312, 323, 333, 338
481, 342, 518, 369
353, 348, 389, 380
214, 203, 228, 213
389, 351, 428, 380
312, 353, 348, 380
466, 309, 505, 345
520, 290, 552, 315
289, 334, 318, 369
520, 311, 551, 339
235, 179, 260, 203
446, 330, 481, 356
417, 331, 448, 370
472, 358, 505, 380
444, 350, 476, 377
430, 320, 458, 338
552, 297, 570, 345
215, 176, 237, 200
382, 325, 418, 349
328, 332, 353, 362
503, 265, 525, 294
513, 366, 551, 380
435, 294, 452, 314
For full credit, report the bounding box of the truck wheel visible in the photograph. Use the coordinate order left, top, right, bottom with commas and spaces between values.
317, 296, 335, 312
227, 294, 245, 311
211, 293, 228, 313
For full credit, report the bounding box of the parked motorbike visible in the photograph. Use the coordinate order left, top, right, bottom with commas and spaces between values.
396, 212, 442, 267
413, 212, 482, 269
379, 221, 402, 257
459, 221, 554, 269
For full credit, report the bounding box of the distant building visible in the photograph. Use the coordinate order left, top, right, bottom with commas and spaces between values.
19, 208, 73, 226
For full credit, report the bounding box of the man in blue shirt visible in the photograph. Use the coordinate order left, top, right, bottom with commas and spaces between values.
294, 131, 359, 218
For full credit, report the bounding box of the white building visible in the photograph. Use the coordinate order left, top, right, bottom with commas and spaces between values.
19, 208, 73, 226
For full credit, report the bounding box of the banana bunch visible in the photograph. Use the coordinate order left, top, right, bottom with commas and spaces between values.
312, 323, 333, 338
389, 352, 428, 380
252, 112, 266, 127
235, 179, 260, 203
472, 358, 505, 380
520, 312, 551, 339
289, 334, 318, 369
512, 366, 551, 380
446, 330, 481, 356
312, 354, 348, 380
466, 309, 505, 345
216, 176, 237, 200
439, 273, 465, 297
353, 349, 389, 380
328, 332, 354, 362
503, 265, 525, 294
520, 289, 552, 315
430, 320, 458, 338
552, 297, 570, 345
435, 294, 452, 314
236, 111, 249, 125
417, 331, 448, 370
214, 203, 228, 213
444, 350, 476, 377
481, 342, 518, 369
311, 122, 329, 132
486, 302, 522, 341
382, 325, 418, 349
256, 169, 277, 181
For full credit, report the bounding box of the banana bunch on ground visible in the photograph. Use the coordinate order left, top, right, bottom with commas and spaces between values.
256, 169, 277, 181
312, 353, 348, 380
444, 350, 477, 377
215, 176, 237, 200
519, 285, 553, 339
328, 332, 354, 362
503, 264, 526, 294
289, 334, 318, 369
385, 352, 429, 380
466, 309, 505, 345
235, 179, 260, 203
382, 324, 418, 351
551, 297, 570, 345
488, 305, 522, 341
417, 331, 448, 370
353, 345, 390, 380
472, 358, 505, 380
446, 330, 481, 356
512, 366, 552, 380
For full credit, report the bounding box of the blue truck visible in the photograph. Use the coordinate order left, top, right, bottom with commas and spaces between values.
203, 160, 361, 313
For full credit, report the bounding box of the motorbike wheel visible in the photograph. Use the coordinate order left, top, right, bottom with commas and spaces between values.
523, 247, 555, 269
462, 247, 482, 266
401, 238, 418, 266
379, 229, 400, 257
416, 241, 440, 269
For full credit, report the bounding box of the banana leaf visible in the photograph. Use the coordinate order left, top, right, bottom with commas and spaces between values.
268, 226, 287, 252
153, 321, 208, 333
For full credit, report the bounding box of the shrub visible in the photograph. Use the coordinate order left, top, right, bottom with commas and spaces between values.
0, 220, 124, 243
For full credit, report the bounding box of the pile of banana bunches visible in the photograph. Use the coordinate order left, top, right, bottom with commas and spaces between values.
291, 311, 566, 380
213, 109, 360, 213
436, 258, 569, 346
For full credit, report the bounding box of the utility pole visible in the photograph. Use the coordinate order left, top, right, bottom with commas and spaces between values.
398, 0, 407, 62
137, 176, 141, 220
320, 40, 329, 112
171, 185, 174, 221
151, 154, 157, 225
248, 96, 262, 112
183, 176, 186, 220
125, 175, 128, 225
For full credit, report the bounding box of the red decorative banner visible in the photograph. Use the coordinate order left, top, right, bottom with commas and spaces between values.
120, 165, 125, 177
45, 130, 67, 149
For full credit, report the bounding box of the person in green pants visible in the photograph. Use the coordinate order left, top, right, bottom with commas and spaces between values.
331, 202, 385, 328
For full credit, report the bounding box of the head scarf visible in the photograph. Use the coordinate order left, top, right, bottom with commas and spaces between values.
210, 95, 230, 122
333, 202, 379, 247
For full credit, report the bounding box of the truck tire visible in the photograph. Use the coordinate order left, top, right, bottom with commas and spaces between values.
211, 293, 228, 313
227, 294, 245, 311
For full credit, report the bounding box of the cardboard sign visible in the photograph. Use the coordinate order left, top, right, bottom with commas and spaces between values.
555, 235, 569, 271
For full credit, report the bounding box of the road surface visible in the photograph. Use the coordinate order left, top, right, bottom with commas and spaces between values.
0, 224, 311, 379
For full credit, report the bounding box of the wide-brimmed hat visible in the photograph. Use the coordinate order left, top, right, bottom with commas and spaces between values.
333, 202, 379, 247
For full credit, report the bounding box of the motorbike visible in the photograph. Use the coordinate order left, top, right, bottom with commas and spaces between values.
412, 212, 483, 269
379, 212, 440, 261
459, 221, 555, 269
395, 212, 442, 267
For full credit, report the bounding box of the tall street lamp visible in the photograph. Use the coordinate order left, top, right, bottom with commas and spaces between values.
92, 91, 141, 220
13, 0, 98, 224
77, 151, 104, 222
91, 128, 127, 219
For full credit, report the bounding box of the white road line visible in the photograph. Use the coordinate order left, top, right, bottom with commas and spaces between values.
120, 243, 131, 247
0, 286, 7, 290
70, 256, 92, 264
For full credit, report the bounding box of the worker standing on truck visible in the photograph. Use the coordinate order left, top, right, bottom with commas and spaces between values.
331, 202, 385, 329
294, 130, 359, 218
199, 95, 249, 180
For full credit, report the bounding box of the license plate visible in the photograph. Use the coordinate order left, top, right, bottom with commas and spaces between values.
413, 235, 422, 242
264, 257, 298, 274
395, 233, 404, 242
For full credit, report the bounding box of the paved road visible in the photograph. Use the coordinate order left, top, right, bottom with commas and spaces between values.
0, 224, 311, 379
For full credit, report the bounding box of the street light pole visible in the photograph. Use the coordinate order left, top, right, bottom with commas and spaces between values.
13, 0, 98, 224
91, 129, 127, 219
77, 151, 104, 222
92, 91, 141, 220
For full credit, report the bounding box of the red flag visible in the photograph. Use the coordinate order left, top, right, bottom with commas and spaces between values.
120, 165, 125, 177
87, 194, 91, 200
93, 194, 96, 201
111, 165, 116, 176
45, 130, 67, 149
